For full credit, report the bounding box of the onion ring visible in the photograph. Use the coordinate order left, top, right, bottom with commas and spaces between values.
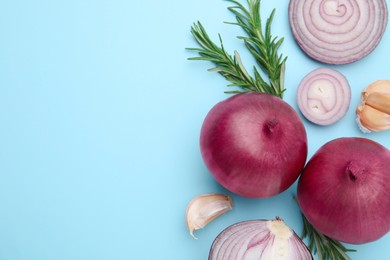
297, 67, 351, 125
289, 0, 388, 64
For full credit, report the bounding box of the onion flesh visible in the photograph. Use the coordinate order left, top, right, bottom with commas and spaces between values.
209, 218, 313, 260
200, 92, 308, 198
297, 67, 351, 125
288, 0, 388, 64
298, 137, 390, 244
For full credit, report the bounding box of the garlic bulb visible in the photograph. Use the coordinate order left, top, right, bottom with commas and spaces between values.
185, 193, 233, 238
356, 80, 390, 133
209, 218, 313, 260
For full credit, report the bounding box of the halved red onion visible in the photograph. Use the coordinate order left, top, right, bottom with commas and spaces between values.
297, 67, 351, 125
298, 137, 390, 244
289, 0, 388, 64
209, 218, 313, 260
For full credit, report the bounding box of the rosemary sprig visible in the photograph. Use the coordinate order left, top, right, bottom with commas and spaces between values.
187, 0, 286, 98
295, 197, 357, 260
226, 0, 287, 97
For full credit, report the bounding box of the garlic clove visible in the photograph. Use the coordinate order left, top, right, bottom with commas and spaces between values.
364, 92, 390, 115
356, 80, 390, 133
362, 80, 390, 95
356, 104, 390, 133
185, 193, 233, 239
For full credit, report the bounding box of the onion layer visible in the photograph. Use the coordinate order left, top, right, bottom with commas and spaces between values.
298, 137, 390, 244
289, 0, 388, 64
200, 92, 307, 198
209, 218, 313, 260
297, 67, 351, 125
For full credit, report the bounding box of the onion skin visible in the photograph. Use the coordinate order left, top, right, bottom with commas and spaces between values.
289, 0, 388, 64
298, 137, 390, 244
200, 92, 308, 198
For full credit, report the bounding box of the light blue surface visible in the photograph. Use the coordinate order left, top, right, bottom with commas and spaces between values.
0, 0, 389, 259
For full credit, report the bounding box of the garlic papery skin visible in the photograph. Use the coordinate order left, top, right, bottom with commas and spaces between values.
185, 193, 233, 239
209, 218, 313, 260
356, 80, 390, 133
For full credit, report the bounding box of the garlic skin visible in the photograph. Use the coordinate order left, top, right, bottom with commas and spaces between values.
356, 80, 390, 133
185, 193, 233, 239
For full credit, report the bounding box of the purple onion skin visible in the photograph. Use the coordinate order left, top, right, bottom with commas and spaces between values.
298, 137, 390, 244
200, 92, 308, 198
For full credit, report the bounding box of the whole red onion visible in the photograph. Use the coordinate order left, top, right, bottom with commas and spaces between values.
200, 92, 308, 198
298, 137, 390, 244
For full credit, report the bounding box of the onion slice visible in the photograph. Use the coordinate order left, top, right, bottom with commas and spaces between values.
289, 0, 388, 64
209, 218, 313, 260
296, 67, 351, 125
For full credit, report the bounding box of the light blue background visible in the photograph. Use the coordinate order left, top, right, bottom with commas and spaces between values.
0, 0, 389, 259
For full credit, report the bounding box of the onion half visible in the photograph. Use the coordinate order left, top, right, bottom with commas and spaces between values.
289, 0, 388, 64
200, 92, 308, 198
298, 137, 390, 244
297, 67, 351, 125
209, 218, 313, 260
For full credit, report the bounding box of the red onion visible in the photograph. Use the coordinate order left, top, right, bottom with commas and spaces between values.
209, 218, 313, 260
200, 92, 307, 198
297, 67, 351, 125
298, 137, 390, 244
288, 0, 388, 64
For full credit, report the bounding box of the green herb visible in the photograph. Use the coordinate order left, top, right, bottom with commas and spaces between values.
227, 0, 286, 97
187, 0, 286, 98
296, 197, 356, 260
